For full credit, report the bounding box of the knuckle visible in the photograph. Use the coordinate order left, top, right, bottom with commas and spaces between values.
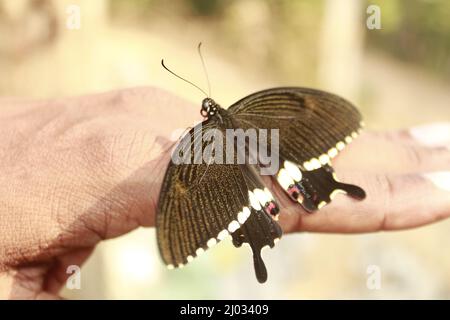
404, 144, 424, 167
372, 174, 395, 229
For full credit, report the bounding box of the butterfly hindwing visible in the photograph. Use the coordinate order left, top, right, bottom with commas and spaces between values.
278, 161, 366, 212
231, 203, 282, 283
229, 87, 366, 211
231, 164, 282, 283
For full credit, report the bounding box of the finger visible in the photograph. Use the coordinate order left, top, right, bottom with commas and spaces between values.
0, 265, 61, 299
366, 122, 450, 148
333, 131, 450, 174
278, 170, 450, 233
408, 122, 450, 147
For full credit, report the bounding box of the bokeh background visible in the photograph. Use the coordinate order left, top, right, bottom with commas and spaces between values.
1, 0, 449, 299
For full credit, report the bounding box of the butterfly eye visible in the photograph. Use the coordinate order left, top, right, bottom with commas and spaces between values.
200, 109, 209, 117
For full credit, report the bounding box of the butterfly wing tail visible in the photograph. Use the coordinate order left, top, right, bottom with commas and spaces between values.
335, 181, 366, 200
278, 162, 366, 212
231, 208, 282, 283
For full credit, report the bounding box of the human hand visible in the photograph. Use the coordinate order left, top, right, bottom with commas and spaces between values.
0, 87, 448, 299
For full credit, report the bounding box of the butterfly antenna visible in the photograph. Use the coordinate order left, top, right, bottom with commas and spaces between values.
197, 42, 211, 97
161, 59, 208, 97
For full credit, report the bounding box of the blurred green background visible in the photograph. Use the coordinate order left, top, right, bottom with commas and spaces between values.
0, 0, 449, 299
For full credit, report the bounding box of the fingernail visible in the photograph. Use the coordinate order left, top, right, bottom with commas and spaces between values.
423, 171, 450, 192
409, 122, 450, 148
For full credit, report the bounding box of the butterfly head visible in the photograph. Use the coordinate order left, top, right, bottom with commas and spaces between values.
201, 98, 220, 118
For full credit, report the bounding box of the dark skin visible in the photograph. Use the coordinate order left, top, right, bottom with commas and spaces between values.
0, 87, 449, 299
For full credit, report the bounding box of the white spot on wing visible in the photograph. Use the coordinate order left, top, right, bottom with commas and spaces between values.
336, 141, 345, 151
243, 206, 251, 217
319, 154, 330, 165
284, 160, 302, 181
248, 190, 262, 210
303, 161, 313, 171
217, 229, 229, 241
318, 201, 327, 209
167, 264, 174, 270
330, 189, 347, 200
328, 147, 338, 158
187, 256, 194, 263
228, 220, 240, 233
196, 248, 205, 256
263, 188, 274, 201
207, 238, 217, 248
254, 188, 269, 206
310, 158, 321, 170
237, 211, 246, 224
277, 168, 294, 189
332, 172, 339, 181
237, 206, 251, 224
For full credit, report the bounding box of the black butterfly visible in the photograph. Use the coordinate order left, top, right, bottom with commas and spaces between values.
156, 48, 366, 283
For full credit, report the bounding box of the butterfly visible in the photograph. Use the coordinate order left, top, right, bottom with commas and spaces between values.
156, 45, 366, 283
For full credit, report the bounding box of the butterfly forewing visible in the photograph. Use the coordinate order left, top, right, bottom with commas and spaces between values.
229, 87, 363, 165
156, 120, 281, 274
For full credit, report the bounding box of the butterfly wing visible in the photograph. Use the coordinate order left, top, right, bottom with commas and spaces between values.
229, 87, 366, 211
156, 120, 281, 282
